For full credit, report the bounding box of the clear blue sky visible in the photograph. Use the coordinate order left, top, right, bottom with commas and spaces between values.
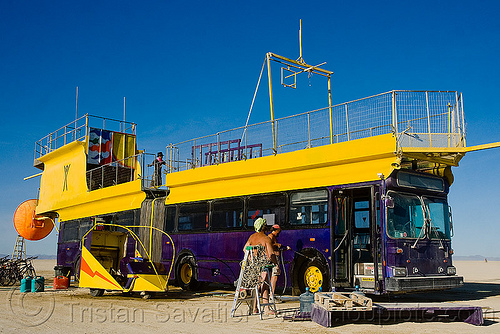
1, 1, 499, 257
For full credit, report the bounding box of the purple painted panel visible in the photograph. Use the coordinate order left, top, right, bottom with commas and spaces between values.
56, 242, 79, 268
163, 227, 331, 287
385, 238, 454, 277
311, 302, 483, 327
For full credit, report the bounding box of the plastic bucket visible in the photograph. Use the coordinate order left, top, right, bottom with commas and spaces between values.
31, 276, 44, 292
53, 275, 69, 289
21, 277, 33, 293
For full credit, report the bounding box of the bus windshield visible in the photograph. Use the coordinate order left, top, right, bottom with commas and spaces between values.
386, 192, 450, 240
423, 196, 451, 240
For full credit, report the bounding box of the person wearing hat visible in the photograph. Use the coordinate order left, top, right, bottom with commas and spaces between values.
148, 152, 166, 187
243, 217, 274, 314
268, 224, 290, 299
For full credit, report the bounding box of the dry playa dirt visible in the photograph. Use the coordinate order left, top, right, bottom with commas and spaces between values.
0, 260, 499, 334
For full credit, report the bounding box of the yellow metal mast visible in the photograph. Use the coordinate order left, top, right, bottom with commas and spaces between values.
297, 19, 304, 64
266, 52, 277, 154
265, 20, 334, 151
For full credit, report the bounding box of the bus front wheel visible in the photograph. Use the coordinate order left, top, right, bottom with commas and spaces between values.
177, 256, 199, 291
298, 259, 328, 293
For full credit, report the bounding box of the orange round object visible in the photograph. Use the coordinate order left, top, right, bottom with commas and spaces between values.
13, 199, 53, 241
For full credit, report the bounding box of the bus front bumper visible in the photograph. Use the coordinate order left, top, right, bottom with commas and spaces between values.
385, 275, 464, 292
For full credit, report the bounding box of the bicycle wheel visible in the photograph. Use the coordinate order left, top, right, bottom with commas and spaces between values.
26, 265, 36, 278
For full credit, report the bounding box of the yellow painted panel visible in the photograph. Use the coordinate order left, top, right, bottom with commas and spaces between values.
129, 274, 167, 292
55, 182, 145, 221
166, 134, 398, 204
35, 140, 145, 220
79, 246, 123, 290
37, 141, 89, 213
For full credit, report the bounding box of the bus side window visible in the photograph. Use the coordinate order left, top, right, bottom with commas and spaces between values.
354, 200, 370, 228
165, 206, 176, 232
247, 193, 286, 227
112, 210, 135, 226
290, 189, 328, 225
178, 202, 209, 231
62, 221, 79, 242
78, 218, 93, 240
212, 198, 244, 230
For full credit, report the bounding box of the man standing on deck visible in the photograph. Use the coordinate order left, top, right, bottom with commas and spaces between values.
148, 152, 166, 187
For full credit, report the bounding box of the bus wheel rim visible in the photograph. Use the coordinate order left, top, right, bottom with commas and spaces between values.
180, 263, 192, 284
304, 265, 322, 292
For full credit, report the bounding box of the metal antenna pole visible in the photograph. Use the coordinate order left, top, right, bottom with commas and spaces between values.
123, 97, 126, 132
75, 86, 79, 120
298, 19, 304, 64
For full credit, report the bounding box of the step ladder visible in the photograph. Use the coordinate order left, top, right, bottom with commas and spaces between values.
231, 245, 277, 319
12, 235, 26, 260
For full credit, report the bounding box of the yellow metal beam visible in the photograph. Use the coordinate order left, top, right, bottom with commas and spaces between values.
401, 152, 465, 167
463, 141, 500, 153
266, 53, 277, 154
269, 53, 333, 76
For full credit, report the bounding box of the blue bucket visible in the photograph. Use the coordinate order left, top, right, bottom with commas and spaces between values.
31, 276, 44, 292
21, 277, 33, 293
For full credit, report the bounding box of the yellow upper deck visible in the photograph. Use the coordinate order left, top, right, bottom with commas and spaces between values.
33, 90, 483, 220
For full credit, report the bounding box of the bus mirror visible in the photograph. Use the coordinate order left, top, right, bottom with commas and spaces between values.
448, 205, 454, 237
385, 197, 394, 209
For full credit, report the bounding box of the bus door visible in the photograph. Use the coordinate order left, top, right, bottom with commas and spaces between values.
332, 191, 351, 288
333, 187, 380, 291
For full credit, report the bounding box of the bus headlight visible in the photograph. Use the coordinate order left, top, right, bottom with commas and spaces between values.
393, 267, 407, 277
447, 266, 456, 275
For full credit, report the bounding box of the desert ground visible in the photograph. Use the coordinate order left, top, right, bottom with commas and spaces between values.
0, 260, 499, 334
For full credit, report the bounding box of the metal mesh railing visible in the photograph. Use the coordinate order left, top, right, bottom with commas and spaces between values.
86, 155, 139, 191
166, 90, 465, 173
86, 152, 163, 191
34, 114, 136, 161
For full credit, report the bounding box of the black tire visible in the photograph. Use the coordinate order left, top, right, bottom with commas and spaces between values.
89, 288, 104, 297
7, 269, 18, 286
73, 257, 81, 282
297, 259, 329, 293
26, 265, 36, 278
0, 273, 7, 286
176, 256, 199, 291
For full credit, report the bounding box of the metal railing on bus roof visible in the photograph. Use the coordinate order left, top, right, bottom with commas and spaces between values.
34, 114, 137, 161
85, 152, 162, 191
166, 90, 465, 173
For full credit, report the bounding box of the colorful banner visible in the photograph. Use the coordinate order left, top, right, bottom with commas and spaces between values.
88, 128, 112, 165
88, 128, 136, 166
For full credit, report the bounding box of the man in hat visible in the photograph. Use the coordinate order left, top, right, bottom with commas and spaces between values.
268, 224, 290, 299
243, 218, 275, 314
148, 152, 166, 187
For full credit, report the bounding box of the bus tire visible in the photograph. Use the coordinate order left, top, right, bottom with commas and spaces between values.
89, 288, 104, 297
73, 257, 81, 282
177, 256, 199, 291
298, 259, 329, 293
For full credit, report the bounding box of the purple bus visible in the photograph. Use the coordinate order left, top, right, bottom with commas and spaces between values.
55, 167, 461, 295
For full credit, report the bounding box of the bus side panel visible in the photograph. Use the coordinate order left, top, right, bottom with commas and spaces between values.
279, 227, 331, 290
166, 227, 331, 290
56, 241, 80, 274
